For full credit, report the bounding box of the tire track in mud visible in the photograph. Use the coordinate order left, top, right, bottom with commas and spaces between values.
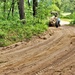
0, 29, 64, 67
0, 29, 63, 74
0, 26, 75, 75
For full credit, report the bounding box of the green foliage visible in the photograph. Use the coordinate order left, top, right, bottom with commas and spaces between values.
60, 12, 75, 25
37, 1, 51, 19
0, 30, 7, 39
0, 18, 48, 47
71, 12, 75, 19
69, 12, 75, 24
60, 12, 75, 19
50, 4, 60, 12
60, 14, 72, 19
70, 20, 75, 25
32, 24, 48, 35
0, 39, 6, 47
61, 0, 75, 13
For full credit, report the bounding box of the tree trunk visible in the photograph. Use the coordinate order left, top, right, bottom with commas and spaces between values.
3, 0, 6, 17
18, 0, 25, 24
12, 0, 15, 16
33, 0, 38, 17
28, 0, 30, 6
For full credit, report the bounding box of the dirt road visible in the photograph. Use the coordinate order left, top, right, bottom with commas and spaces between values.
0, 25, 75, 75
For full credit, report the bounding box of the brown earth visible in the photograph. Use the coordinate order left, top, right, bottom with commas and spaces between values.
0, 25, 75, 75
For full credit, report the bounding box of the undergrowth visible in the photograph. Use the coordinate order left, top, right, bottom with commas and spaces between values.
0, 19, 48, 47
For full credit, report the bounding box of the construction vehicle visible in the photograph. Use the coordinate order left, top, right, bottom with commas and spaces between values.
49, 11, 60, 27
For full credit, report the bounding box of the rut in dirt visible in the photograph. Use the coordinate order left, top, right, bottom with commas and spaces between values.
0, 25, 75, 75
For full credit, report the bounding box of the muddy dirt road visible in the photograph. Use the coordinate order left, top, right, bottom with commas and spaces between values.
0, 25, 75, 75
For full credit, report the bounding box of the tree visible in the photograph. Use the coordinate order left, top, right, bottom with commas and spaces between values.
12, 0, 15, 16
28, 0, 30, 6
61, 0, 75, 13
7, 0, 15, 19
18, 0, 25, 23
33, 0, 38, 17
3, 0, 6, 17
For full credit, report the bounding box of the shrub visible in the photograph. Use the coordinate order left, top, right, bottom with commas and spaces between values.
70, 12, 75, 24
0, 18, 48, 47
0, 30, 7, 39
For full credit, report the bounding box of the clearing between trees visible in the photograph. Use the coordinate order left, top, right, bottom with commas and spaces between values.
0, 24, 75, 75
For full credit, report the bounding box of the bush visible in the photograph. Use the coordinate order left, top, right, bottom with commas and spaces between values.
70, 12, 75, 24
70, 19, 75, 24
61, 12, 75, 19
0, 39, 8, 47
0, 18, 48, 47
0, 30, 7, 39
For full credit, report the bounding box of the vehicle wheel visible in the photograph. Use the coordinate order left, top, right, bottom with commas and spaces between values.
55, 21, 58, 28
